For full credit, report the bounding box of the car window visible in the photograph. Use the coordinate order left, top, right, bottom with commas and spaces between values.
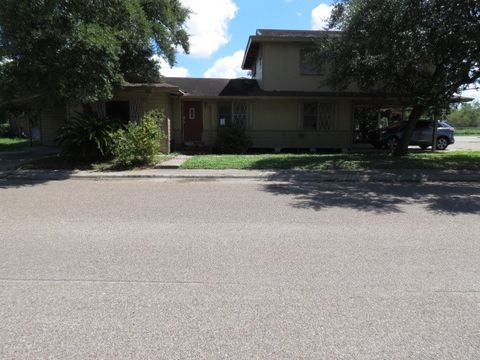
416, 121, 431, 129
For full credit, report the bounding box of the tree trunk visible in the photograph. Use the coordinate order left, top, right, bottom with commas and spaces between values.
393, 104, 426, 157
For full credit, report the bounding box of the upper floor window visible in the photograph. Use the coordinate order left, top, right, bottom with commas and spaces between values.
302, 102, 335, 131
218, 101, 248, 127
300, 48, 323, 76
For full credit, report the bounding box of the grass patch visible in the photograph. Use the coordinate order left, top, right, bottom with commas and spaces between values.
0, 137, 39, 151
19, 153, 173, 171
455, 128, 480, 136
181, 151, 480, 171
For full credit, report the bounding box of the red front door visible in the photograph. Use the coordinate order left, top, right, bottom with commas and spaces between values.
183, 101, 203, 142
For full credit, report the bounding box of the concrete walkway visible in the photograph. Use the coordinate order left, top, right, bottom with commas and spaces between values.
5, 168, 480, 183
155, 154, 191, 169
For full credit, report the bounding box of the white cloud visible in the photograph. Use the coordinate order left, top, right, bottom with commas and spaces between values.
153, 56, 190, 77
462, 88, 480, 104
204, 50, 249, 79
312, 3, 333, 30
181, 0, 238, 58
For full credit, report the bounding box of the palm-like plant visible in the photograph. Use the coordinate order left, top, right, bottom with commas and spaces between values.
56, 112, 119, 161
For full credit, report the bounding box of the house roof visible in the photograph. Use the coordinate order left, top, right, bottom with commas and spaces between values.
164, 77, 260, 97
163, 77, 439, 100
242, 29, 342, 70
255, 29, 342, 39
121, 82, 182, 95
451, 94, 474, 103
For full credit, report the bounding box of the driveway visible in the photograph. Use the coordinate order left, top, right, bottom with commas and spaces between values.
450, 135, 480, 151
1, 178, 479, 359
0, 146, 58, 177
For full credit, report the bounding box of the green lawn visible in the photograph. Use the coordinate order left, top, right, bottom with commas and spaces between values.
181, 151, 480, 171
455, 128, 480, 136
0, 137, 38, 151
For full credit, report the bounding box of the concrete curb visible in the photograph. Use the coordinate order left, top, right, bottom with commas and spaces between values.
5, 169, 480, 183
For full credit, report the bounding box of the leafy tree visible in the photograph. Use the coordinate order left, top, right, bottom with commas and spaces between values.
0, 0, 189, 105
322, 0, 480, 155
448, 102, 480, 128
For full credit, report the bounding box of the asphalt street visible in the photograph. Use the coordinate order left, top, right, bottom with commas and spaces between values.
449, 135, 480, 151
1, 178, 480, 359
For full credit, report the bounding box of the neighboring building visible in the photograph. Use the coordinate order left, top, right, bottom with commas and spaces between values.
36, 29, 440, 151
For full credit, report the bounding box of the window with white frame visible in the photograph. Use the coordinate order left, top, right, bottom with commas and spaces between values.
302, 103, 335, 131
218, 101, 248, 127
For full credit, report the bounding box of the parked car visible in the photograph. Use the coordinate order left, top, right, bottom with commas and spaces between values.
368, 120, 455, 151
439, 120, 455, 130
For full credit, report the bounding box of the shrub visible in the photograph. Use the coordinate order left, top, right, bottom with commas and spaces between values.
111, 110, 165, 167
215, 122, 251, 154
0, 121, 15, 137
57, 112, 119, 161
448, 103, 480, 128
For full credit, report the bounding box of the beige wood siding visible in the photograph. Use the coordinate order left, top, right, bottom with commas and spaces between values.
202, 101, 217, 145
40, 106, 67, 145
200, 98, 353, 149
261, 42, 359, 93
252, 99, 299, 130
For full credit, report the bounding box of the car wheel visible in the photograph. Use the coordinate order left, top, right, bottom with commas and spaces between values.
385, 136, 399, 151
436, 137, 449, 150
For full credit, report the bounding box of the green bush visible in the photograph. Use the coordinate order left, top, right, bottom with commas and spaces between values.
447, 102, 480, 128
111, 110, 165, 167
0, 121, 16, 137
57, 112, 119, 161
215, 122, 251, 154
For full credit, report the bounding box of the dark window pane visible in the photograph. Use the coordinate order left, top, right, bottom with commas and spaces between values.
318, 103, 334, 130
300, 48, 322, 75
106, 101, 130, 125
218, 102, 232, 126
416, 121, 431, 129
303, 103, 318, 130
233, 102, 248, 127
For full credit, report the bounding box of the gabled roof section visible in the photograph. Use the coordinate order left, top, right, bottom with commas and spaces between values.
164, 77, 260, 97
121, 82, 183, 95
165, 77, 451, 100
242, 29, 342, 70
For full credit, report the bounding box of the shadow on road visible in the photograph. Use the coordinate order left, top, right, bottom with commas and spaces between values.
263, 176, 480, 215
0, 146, 64, 189
0, 171, 73, 189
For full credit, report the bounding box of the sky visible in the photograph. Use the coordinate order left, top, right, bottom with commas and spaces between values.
157, 0, 480, 103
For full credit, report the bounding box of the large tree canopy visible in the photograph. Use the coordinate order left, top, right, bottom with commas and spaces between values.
323, 0, 480, 155
0, 0, 189, 104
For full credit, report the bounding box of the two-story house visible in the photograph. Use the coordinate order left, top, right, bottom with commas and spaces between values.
163, 29, 410, 151
38, 29, 410, 151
